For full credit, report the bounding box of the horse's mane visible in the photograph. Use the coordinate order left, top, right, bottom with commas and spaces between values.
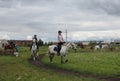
62, 42, 69, 46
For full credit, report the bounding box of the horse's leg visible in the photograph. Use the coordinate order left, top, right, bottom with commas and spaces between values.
49, 55, 52, 63
61, 56, 64, 64
52, 54, 54, 62
49, 54, 54, 63
33, 51, 36, 61
65, 54, 68, 63
94, 47, 96, 51
31, 50, 33, 58
100, 47, 103, 53
36, 50, 38, 57
35, 51, 38, 60
75, 49, 77, 53
34, 50, 38, 60
49, 51, 52, 63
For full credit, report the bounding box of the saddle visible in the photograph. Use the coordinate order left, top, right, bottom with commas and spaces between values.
54, 45, 61, 56
54, 46, 58, 52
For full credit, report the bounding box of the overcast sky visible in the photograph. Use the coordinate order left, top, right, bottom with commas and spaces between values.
0, 0, 120, 42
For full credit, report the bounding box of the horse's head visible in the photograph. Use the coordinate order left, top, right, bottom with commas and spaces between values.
65, 42, 77, 51
71, 42, 77, 51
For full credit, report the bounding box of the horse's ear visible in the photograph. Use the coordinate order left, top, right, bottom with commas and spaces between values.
67, 42, 70, 44
64, 42, 67, 45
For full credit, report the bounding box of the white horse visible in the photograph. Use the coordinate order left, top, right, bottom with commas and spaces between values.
31, 39, 38, 61
94, 45, 108, 51
48, 42, 77, 64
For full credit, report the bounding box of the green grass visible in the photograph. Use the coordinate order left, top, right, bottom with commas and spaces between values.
42, 47, 120, 78
0, 46, 103, 81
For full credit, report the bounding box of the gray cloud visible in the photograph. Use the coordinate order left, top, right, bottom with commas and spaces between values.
74, 0, 120, 16
0, 0, 120, 41
0, 0, 14, 8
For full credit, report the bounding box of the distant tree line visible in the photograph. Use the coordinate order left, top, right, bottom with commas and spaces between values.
38, 39, 44, 46
25, 39, 53, 47
37, 39, 53, 46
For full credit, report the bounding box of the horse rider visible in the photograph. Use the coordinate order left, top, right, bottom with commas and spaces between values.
15, 44, 19, 52
99, 41, 102, 49
57, 30, 65, 55
32, 35, 39, 50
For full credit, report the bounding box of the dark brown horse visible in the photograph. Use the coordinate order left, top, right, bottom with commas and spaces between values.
4, 42, 15, 54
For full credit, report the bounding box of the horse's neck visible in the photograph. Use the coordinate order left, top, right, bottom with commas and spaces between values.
32, 43, 37, 50
60, 43, 69, 51
32, 43, 36, 47
62, 42, 70, 48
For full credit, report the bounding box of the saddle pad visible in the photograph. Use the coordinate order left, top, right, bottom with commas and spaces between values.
54, 47, 58, 51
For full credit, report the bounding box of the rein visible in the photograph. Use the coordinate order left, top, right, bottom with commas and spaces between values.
62, 42, 71, 48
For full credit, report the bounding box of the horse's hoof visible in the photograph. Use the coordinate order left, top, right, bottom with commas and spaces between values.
35, 56, 38, 59
65, 60, 68, 63
33, 57, 35, 61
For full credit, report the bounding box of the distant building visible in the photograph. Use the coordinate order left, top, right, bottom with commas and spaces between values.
114, 40, 120, 45
114, 40, 120, 43
77, 40, 104, 45
10, 40, 32, 46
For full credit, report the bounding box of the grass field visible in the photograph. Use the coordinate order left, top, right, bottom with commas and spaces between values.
0, 46, 105, 81
42, 46, 120, 79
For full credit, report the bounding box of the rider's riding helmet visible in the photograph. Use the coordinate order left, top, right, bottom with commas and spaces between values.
34, 34, 37, 37
58, 30, 62, 33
